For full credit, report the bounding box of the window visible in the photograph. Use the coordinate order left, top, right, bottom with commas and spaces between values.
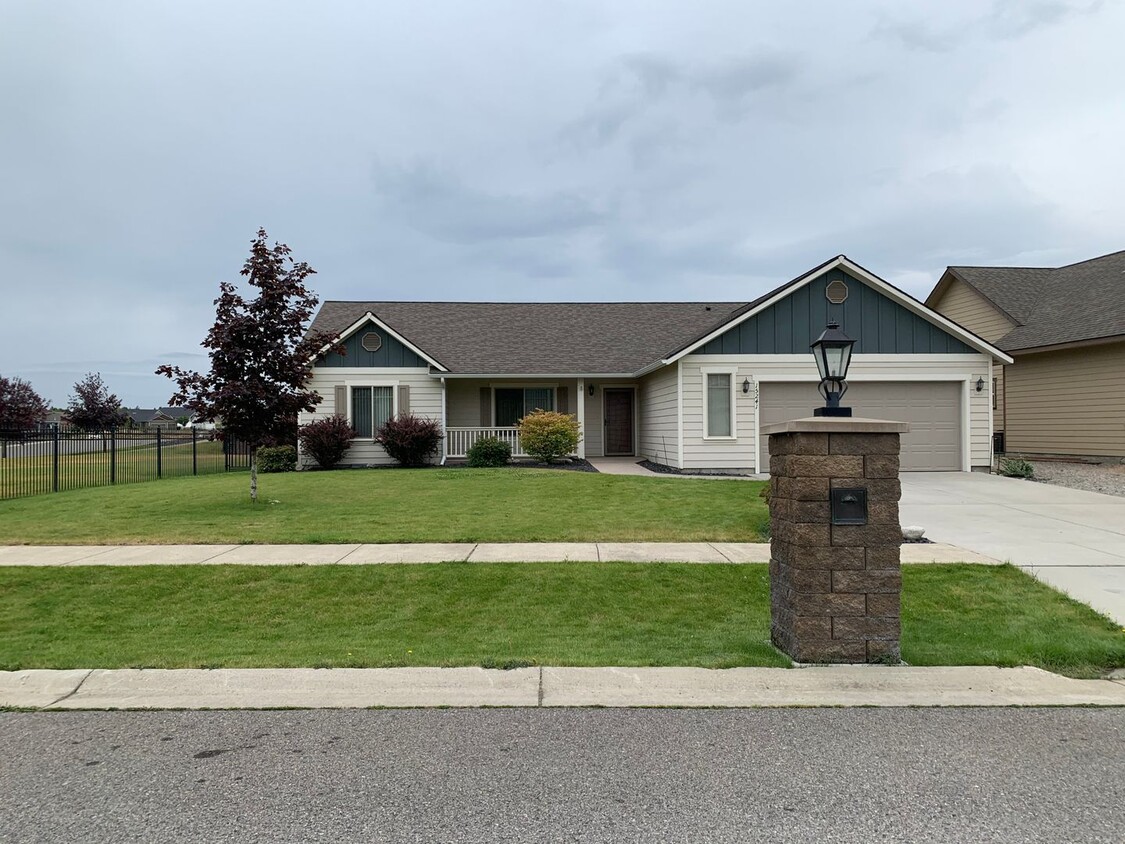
351, 386, 394, 437
705, 373, 733, 438
495, 387, 554, 426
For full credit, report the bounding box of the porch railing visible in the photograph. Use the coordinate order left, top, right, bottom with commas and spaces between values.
445, 427, 527, 459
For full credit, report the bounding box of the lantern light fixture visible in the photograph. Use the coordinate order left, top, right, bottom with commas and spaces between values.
810, 321, 856, 417
742, 378, 751, 394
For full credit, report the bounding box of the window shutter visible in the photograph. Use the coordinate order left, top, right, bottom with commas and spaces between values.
557, 386, 569, 415
398, 385, 410, 416
480, 388, 491, 426
334, 386, 347, 418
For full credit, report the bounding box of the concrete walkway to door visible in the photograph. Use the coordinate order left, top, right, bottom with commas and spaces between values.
587, 457, 761, 479
899, 472, 1125, 625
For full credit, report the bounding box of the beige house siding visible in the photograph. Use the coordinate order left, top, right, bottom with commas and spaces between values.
638, 366, 680, 468
680, 358, 757, 472
931, 278, 1014, 432
583, 386, 604, 458
443, 378, 580, 427
298, 367, 442, 467
1005, 341, 1125, 458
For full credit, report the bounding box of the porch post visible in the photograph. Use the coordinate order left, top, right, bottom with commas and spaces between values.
576, 378, 586, 459
440, 376, 448, 465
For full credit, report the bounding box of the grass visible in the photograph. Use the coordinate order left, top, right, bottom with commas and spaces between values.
0, 563, 1121, 677
0, 468, 768, 544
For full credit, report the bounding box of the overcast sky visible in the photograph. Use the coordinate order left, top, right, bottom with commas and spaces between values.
2, 0, 1122, 406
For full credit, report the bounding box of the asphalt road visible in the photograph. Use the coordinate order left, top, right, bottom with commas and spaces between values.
2, 709, 1122, 843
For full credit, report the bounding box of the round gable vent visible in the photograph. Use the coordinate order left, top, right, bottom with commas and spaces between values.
825, 279, 849, 304
361, 332, 383, 352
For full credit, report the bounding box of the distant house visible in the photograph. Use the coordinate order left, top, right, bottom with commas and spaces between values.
300, 255, 1010, 473
125, 407, 186, 431
927, 250, 1125, 459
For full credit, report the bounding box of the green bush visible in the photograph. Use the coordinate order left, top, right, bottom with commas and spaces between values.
257, 445, 297, 473
517, 410, 582, 464
998, 457, 1034, 479
467, 436, 512, 468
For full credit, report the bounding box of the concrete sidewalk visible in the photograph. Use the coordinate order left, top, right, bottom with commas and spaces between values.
3, 666, 1123, 709
0, 541, 998, 566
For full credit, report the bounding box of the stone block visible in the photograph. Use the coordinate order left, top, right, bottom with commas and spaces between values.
789, 500, 831, 523
784, 591, 866, 616
770, 496, 791, 521
831, 524, 906, 547
866, 592, 901, 617
832, 569, 902, 593
793, 616, 833, 639
832, 615, 901, 640
829, 433, 900, 455
773, 521, 831, 547
865, 546, 902, 570
790, 639, 867, 663
786, 455, 865, 478
867, 502, 900, 525
789, 476, 831, 501
770, 433, 829, 457
866, 639, 902, 663
769, 454, 789, 477
773, 562, 831, 592
781, 544, 866, 570
830, 477, 901, 502
864, 455, 900, 479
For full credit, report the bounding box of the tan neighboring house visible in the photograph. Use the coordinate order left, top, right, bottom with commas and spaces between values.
927, 250, 1125, 459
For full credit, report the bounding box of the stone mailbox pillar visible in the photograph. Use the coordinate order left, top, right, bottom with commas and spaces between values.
760, 417, 910, 664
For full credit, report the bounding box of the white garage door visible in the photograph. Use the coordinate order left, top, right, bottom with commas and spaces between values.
759, 381, 961, 471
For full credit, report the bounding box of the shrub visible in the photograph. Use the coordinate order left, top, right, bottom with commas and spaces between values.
298, 415, 355, 469
467, 436, 512, 468
257, 445, 297, 473
517, 410, 581, 464
998, 457, 1034, 479
376, 414, 444, 467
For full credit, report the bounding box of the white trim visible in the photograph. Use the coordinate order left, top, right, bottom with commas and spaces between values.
987, 361, 994, 466
440, 376, 448, 465
309, 366, 431, 375
439, 372, 633, 379
487, 381, 560, 388
315, 312, 449, 372
686, 353, 988, 364
700, 366, 738, 440
961, 378, 972, 472
676, 360, 684, 468
576, 378, 586, 459
752, 378, 760, 473
660, 256, 1015, 366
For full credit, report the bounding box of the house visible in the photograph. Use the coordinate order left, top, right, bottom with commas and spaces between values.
927, 250, 1125, 459
299, 255, 1011, 473
125, 408, 185, 431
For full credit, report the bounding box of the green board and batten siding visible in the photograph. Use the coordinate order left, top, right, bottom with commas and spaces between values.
700, 269, 974, 355
316, 327, 429, 368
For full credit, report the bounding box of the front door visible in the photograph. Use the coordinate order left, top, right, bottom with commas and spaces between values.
604, 389, 635, 456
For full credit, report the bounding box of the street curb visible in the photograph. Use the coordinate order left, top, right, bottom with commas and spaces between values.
3, 666, 1123, 710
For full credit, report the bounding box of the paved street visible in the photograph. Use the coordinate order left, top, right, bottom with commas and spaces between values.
2, 709, 1123, 843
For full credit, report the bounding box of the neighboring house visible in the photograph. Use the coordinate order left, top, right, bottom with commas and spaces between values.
125, 408, 184, 431
927, 250, 1125, 459
300, 255, 1011, 474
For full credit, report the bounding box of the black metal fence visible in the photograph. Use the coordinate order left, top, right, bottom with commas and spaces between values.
0, 425, 251, 501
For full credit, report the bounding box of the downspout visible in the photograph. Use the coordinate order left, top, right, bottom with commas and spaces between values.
440, 376, 448, 465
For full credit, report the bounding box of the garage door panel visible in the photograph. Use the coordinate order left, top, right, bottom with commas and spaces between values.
759, 381, 961, 471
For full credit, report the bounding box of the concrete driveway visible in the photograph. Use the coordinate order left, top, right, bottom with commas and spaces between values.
900, 472, 1125, 624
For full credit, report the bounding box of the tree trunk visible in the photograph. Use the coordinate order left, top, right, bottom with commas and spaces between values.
250, 449, 258, 503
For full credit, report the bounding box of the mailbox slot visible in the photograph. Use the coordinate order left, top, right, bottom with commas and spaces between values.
830, 487, 868, 525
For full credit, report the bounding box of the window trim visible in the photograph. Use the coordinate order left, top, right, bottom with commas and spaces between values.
701, 367, 738, 441
489, 383, 559, 427
345, 380, 399, 439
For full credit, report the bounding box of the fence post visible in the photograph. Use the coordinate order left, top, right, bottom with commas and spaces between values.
156, 428, 163, 479
192, 428, 198, 475
110, 428, 116, 484
52, 425, 60, 493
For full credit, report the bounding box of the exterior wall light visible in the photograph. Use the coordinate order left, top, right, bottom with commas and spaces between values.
975, 377, 985, 393
810, 321, 856, 418
588, 383, 596, 396
742, 378, 751, 394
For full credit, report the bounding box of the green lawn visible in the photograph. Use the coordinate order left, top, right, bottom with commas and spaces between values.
0, 468, 768, 544
1, 563, 1120, 677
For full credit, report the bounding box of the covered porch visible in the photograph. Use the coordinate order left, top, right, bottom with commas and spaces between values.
442, 377, 639, 461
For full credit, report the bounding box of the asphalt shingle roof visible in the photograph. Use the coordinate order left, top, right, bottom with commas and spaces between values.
950, 250, 1125, 351
308, 301, 746, 374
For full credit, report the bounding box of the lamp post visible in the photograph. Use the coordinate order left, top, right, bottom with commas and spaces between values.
810, 321, 856, 417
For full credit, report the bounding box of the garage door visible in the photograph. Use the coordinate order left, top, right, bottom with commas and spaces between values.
759, 381, 961, 471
